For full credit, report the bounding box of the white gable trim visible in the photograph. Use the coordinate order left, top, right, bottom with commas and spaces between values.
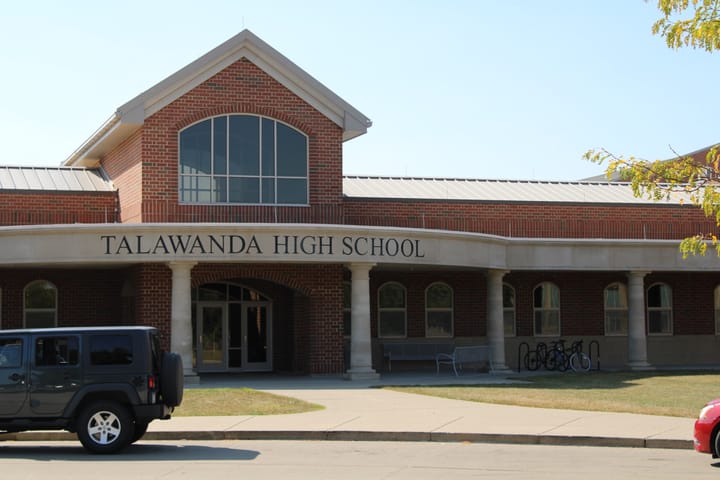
65, 30, 371, 167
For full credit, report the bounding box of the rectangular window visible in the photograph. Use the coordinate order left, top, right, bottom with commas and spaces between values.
605, 310, 628, 335
534, 311, 560, 337
426, 311, 452, 337
90, 335, 133, 365
213, 116, 227, 175
229, 116, 259, 175
648, 311, 672, 335
0, 338, 22, 368
35, 337, 79, 366
379, 311, 406, 337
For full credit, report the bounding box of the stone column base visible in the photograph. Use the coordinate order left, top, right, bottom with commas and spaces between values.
627, 362, 655, 371
344, 369, 381, 381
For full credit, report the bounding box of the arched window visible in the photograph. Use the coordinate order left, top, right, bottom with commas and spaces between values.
647, 283, 672, 335
179, 115, 308, 205
425, 282, 453, 338
533, 282, 560, 336
604, 282, 628, 335
715, 286, 720, 335
24, 280, 57, 328
503, 283, 516, 336
378, 282, 406, 338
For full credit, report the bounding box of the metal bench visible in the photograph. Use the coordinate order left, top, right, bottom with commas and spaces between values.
436, 345, 493, 376
382, 342, 454, 372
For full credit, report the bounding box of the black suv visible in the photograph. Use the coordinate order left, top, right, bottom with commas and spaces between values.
0, 326, 183, 453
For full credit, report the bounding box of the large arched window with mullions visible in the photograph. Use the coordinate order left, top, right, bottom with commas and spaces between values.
179, 115, 308, 205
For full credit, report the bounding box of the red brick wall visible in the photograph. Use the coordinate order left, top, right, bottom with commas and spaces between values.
132, 58, 343, 223
0, 192, 117, 225
132, 264, 172, 349
344, 200, 716, 240
0, 268, 124, 329
101, 129, 143, 223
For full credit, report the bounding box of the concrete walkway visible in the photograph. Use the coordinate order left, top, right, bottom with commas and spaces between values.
13, 372, 696, 449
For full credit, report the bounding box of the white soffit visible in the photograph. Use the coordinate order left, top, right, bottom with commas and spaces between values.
64, 29, 371, 167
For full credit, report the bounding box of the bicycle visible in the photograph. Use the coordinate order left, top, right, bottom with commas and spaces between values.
544, 340, 568, 371
567, 340, 592, 372
523, 342, 547, 371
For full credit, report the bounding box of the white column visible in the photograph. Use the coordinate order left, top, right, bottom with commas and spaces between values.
486, 269, 511, 373
345, 263, 379, 380
627, 271, 652, 369
168, 261, 198, 381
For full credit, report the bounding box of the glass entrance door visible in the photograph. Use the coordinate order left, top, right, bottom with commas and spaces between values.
198, 304, 225, 371
196, 300, 272, 372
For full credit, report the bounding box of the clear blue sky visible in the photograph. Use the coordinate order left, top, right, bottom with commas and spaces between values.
1, 1, 718, 181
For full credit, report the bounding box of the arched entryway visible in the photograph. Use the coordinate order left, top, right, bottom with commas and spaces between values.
192, 282, 272, 372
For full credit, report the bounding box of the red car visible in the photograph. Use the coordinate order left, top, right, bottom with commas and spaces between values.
694, 398, 720, 456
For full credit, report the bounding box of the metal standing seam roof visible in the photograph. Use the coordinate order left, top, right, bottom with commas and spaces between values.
342, 176, 692, 205
0, 166, 115, 192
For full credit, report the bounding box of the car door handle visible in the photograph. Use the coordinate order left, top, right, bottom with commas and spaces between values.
9, 373, 25, 382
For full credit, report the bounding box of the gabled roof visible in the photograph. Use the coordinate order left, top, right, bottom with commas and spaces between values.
0, 166, 114, 192
64, 29, 372, 167
342, 176, 692, 205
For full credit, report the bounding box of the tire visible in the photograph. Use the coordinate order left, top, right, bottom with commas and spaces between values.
76, 401, 134, 454
712, 427, 720, 458
131, 421, 149, 444
160, 352, 184, 407
570, 353, 591, 372
545, 351, 561, 371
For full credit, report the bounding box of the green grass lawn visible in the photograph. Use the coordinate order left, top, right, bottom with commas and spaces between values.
170, 371, 720, 418
386, 371, 720, 418
174, 388, 324, 416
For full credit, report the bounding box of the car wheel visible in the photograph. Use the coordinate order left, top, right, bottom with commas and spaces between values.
712, 426, 720, 458
76, 401, 134, 454
160, 351, 184, 407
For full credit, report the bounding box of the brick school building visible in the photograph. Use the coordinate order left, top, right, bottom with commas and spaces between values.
1, 30, 718, 378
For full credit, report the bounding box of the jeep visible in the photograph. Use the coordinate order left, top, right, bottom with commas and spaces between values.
0, 326, 184, 453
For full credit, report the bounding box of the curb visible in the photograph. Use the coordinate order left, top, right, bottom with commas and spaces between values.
4, 430, 693, 450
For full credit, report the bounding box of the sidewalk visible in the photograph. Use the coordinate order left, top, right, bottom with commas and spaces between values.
14, 372, 696, 449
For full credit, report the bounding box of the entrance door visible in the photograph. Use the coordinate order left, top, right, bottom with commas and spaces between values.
198, 304, 225, 371
196, 300, 272, 372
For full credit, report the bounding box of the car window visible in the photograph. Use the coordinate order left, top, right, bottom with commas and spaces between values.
0, 338, 23, 368
89, 335, 133, 365
35, 337, 79, 366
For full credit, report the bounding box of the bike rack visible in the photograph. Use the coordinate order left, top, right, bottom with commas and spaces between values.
517, 342, 530, 371
588, 340, 600, 370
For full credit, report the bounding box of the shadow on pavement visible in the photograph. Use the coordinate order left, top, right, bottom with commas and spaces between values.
0, 442, 260, 461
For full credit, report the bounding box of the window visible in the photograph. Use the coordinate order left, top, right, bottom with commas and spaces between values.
503, 283, 516, 336
0, 338, 22, 368
35, 337, 79, 366
533, 282, 560, 336
90, 335, 133, 365
343, 281, 351, 336
647, 283, 673, 335
715, 286, 720, 335
24, 280, 57, 328
604, 283, 628, 335
378, 282, 406, 338
425, 282, 453, 337
179, 115, 308, 205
